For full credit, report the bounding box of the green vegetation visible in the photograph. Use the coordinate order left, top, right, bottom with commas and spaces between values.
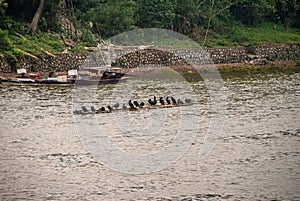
218, 63, 300, 79
205, 22, 300, 47
0, 0, 300, 59
0, 28, 22, 68
165, 63, 300, 83
8, 33, 63, 54
177, 63, 300, 82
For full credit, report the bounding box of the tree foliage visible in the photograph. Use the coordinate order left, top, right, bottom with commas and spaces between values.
135, 0, 176, 29
85, 0, 136, 38
1, 0, 300, 42
0, 0, 7, 15
274, 0, 300, 29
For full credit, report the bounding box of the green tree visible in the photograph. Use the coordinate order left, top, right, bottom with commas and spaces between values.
72, 0, 102, 13
5, 0, 60, 34
135, 0, 176, 29
27, 0, 45, 35
230, 0, 274, 26
86, 0, 136, 38
173, 0, 237, 43
173, 0, 201, 35
274, 0, 299, 29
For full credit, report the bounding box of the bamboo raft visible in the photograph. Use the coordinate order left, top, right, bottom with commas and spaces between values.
73, 103, 193, 115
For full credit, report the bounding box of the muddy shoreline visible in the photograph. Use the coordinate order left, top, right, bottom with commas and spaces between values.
1, 61, 299, 81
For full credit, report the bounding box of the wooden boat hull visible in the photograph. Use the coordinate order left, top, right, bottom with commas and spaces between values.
74, 77, 128, 85
0, 77, 128, 86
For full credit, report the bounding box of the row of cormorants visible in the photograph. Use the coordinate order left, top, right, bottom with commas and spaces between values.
74, 96, 192, 114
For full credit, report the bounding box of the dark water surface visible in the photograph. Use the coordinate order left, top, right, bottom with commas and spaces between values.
0, 72, 299, 200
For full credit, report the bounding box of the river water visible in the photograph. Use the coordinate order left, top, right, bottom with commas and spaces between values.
0, 71, 299, 200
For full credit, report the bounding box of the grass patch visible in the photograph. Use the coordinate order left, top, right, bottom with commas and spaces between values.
218, 63, 300, 79
9, 33, 64, 54
203, 22, 300, 47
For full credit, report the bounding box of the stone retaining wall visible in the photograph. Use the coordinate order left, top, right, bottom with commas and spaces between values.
206, 44, 300, 64
0, 53, 87, 73
0, 44, 299, 73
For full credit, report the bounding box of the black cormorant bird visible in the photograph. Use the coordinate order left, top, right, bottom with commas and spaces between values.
128, 100, 137, 110
100, 106, 105, 111
159, 97, 165, 105
171, 96, 177, 105
139, 102, 144, 107
128, 100, 135, 108
148, 98, 153, 105
107, 105, 113, 111
166, 97, 171, 105
148, 96, 157, 106
82, 106, 88, 112
133, 100, 140, 107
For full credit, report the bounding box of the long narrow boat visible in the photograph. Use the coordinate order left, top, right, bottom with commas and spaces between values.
0, 70, 129, 86
0, 78, 128, 86
72, 76, 128, 85
73, 103, 193, 115
0, 80, 75, 86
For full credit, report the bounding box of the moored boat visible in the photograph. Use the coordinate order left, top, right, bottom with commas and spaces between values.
0, 67, 129, 86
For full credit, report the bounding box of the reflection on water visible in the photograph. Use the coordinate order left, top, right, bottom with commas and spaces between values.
0, 72, 299, 200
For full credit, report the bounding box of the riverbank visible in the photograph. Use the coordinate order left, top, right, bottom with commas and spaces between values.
1, 61, 299, 83
172, 61, 300, 82
0, 44, 299, 74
